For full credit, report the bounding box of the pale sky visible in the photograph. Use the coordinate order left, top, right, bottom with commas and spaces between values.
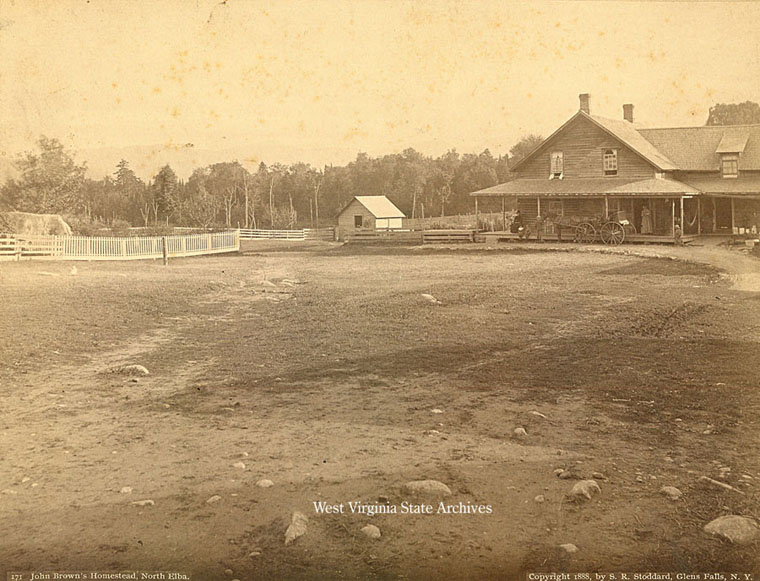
1, 0, 759, 176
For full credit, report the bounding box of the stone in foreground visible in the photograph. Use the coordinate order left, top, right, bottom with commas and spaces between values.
361, 524, 381, 539
402, 480, 452, 497
569, 480, 601, 501
284, 511, 308, 545
703, 515, 758, 545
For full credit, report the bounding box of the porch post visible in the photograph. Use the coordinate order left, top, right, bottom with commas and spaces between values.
475, 197, 479, 232
604, 195, 609, 218
671, 199, 676, 237
731, 197, 736, 232
712, 197, 717, 233
697, 197, 701, 235
502, 196, 506, 232
680, 196, 684, 235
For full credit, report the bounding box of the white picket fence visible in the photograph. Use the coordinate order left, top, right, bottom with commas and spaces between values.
0, 230, 240, 261
239, 228, 335, 241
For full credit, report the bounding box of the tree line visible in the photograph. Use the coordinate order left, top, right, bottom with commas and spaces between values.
0, 139, 528, 232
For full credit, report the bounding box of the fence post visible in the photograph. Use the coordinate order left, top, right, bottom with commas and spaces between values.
162, 237, 168, 265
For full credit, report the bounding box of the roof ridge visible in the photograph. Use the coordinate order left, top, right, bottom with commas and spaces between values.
641, 123, 760, 131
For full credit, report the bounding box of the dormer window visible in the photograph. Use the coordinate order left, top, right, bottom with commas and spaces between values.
721, 155, 738, 178
603, 149, 618, 176
550, 151, 563, 179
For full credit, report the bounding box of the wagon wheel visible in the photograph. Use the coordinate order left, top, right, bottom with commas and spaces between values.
574, 222, 597, 244
600, 222, 625, 245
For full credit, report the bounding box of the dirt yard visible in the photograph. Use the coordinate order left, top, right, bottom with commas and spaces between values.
1, 241, 759, 579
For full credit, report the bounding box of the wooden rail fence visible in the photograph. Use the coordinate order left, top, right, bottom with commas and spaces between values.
239, 228, 335, 241
0, 230, 240, 261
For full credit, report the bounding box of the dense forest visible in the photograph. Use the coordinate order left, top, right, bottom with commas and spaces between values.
0, 135, 542, 233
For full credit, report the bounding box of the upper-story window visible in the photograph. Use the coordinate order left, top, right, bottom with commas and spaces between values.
721, 155, 738, 178
603, 149, 618, 176
550, 151, 563, 179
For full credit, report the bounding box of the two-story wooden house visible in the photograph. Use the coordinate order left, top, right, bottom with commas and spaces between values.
471, 94, 760, 242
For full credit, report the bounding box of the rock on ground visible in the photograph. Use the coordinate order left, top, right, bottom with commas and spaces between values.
232, 461, 246, 470
660, 486, 682, 501
402, 480, 452, 497
513, 427, 528, 437
361, 524, 381, 539
284, 511, 308, 545
111, 364, 149, 376
534, 495, 545, 503
703, 515, 759, 545
255, 479, 274, 488
569, 480, 601, 501
130, 499, 154, 507
559, 543, 578, 553
206, 495, 222, 504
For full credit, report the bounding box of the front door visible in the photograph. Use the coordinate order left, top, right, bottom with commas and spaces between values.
714, 198, 732, 231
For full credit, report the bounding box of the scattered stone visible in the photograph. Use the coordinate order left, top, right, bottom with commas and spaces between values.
534, 495, 545, 503
421, 294, 442, 305
111, 364, 149, 376
698, 476, 744, 495
120, 486, 133, 494
31, 483, 39, 488
1, 489, 18, 495
402, 480, 452, 497
233, 461, 246, 470
361, 524, 381, 539
592, 472, 606, 480
664, 456, 674, 463
224, 569, 234, 577
703, 515, 759, 545
529, 411, 547, 419
660, 486, 682, 501
553, 468, 565, 476
130, 499, 155, 507
248, 550, 262, 558
260, 280, 277, 288
284, 511, 308, 545
378, 495, 390, 503
431, 409, 444, 414
569, 480, 601, 501
255, 479, 274, 488
129, 378, 140, 383
21, 477, 30, 483
703, 425, 715, 435
513, 427, 528, 437
558, 471, 573, 480
559, 543, 578, 554
206, 495, 222, 504
741, 474, 753, 480
636, 476, 645, 483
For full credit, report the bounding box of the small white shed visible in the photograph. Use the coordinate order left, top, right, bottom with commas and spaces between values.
336, 196, 406, 240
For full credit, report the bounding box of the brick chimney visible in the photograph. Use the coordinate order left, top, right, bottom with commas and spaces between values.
623, 103, 634, 123
579, 93, 590, 114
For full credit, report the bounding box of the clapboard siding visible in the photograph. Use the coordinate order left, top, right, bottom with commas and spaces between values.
337, 199, 376, 240
518, 116, 656, 180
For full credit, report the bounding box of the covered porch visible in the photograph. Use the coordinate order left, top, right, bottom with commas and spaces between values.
472, 177, 703, 244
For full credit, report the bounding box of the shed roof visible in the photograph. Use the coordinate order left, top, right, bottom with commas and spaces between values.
678, 174, 760, 194
339, 196, 406, 218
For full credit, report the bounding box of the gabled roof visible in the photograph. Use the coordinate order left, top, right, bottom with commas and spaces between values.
639, 125, 760, 171
509, 111, 677, 173
337, 196, 406, 218
471, 177, 698, 197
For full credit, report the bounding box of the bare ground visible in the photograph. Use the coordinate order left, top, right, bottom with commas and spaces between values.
0, 241, 759, 579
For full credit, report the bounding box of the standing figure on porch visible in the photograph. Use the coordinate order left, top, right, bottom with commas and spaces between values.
641, 206, 653, 234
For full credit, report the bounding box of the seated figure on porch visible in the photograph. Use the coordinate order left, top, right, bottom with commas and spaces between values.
641, 206, 653, 235
510, 210, 523, 234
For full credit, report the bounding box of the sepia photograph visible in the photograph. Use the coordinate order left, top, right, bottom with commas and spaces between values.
1, 0, 759, 579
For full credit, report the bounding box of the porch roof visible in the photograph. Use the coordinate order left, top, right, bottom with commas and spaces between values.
471, 177, 699, 198
678, 175, 760, 195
